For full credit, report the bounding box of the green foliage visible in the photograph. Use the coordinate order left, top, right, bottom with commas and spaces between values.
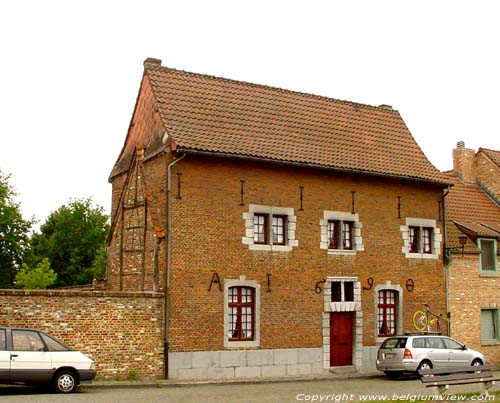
0, 170, 33, 288
15, 258, 57, 289
29, 198, 110, 287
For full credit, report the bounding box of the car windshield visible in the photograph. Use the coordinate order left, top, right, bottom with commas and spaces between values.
40, 333, 71, 351
381, 337, 407, 349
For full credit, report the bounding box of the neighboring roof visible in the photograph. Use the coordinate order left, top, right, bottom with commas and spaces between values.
445, 173, 500, 246
478, 147, 500, 168
111, 58, 450, 185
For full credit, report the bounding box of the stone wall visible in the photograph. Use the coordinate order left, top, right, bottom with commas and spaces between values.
0, 289, 165, 379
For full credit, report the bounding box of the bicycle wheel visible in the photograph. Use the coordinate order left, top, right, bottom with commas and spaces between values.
413, 310, 427, 331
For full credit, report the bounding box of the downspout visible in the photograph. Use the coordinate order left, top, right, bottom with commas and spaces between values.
163, 153, 186, 379
442, 186, 451, 335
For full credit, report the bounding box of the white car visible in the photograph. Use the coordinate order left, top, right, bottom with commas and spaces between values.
0, 326, 96, 393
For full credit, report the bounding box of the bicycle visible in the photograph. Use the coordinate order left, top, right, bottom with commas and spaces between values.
413, 304, 447, 333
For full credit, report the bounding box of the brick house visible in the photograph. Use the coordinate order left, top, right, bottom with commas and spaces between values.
445, 142, 500, 364
106, 58, 452, 379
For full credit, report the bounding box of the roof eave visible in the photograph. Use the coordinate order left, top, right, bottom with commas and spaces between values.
176, 147, 453, 187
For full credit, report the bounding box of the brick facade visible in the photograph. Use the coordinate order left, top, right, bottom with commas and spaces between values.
446, 142, 500, 366
107, 151, 449, 378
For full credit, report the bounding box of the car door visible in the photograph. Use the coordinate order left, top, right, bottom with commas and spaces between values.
443, 337, 470, 366
9, 329, 52, 383
425, 337, 449, 368
0, 328, 9, 382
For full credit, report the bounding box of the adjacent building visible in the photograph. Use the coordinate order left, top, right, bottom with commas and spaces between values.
445, 143, 500, 364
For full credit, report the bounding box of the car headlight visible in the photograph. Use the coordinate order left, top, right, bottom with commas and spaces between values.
90, 362, 96, 370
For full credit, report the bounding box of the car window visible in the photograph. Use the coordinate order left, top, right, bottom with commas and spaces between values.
442, 338, 463, 350
426, 337, 445, 349
40, 333, 70, 351
381, 338, 407, 349
412, 338, 428, 348
12, 330, 45, 351
0, 329, 5, 350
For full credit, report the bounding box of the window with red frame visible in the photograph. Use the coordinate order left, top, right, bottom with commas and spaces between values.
328, 220, 353, 250
409, 226, 419, 253
422, 227, 432, 254
377, 290, 397, 336
228, 286, 255, 341
253, 214, 268, 244
271, 215, 286, 245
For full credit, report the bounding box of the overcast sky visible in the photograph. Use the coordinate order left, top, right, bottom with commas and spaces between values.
1, 0, 498, 228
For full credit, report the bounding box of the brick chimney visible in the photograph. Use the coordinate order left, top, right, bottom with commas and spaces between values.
143, 58, 162, 68
452, 141, 476, 183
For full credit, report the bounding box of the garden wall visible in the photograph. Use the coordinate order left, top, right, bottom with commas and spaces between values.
0, 289, 165, 379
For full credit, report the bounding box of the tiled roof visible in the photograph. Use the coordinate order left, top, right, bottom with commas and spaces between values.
111, 59, 450, 184
479, 148, 500, 168
445, 173, 500, 246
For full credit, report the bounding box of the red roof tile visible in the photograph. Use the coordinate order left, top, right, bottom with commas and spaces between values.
479, 148, 500, 168
445, 173, 500, 246
111, 59, 450, 184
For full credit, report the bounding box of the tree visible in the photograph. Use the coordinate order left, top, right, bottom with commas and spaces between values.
30, 198, 109, 287
0, 171, 33, 288
15, 258, 57, 289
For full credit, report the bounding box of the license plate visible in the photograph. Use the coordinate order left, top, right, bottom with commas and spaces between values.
384, 353, 395, 359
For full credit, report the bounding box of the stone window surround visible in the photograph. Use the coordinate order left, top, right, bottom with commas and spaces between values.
320, 211, 364, 255
242, 204, 298, 252
374, 281, 403, 344
224, 276, 261, 348
401, 218, 441, 259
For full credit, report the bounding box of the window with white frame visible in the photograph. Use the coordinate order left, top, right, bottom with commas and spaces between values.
320, 211, 363, 254
481, 308, 499, 342
479, 239, 498, 274
242, 205, 298, 251
224, 276, 260, 348
401, 218, 441, 259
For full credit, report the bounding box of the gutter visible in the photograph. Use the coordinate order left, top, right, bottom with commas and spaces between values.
442, 185, 451, 335
163, 152, 186, 379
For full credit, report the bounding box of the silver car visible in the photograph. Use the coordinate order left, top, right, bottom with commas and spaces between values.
376, 334, 485, 379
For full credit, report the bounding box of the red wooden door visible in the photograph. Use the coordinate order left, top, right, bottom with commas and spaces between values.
330, 312, 353, 366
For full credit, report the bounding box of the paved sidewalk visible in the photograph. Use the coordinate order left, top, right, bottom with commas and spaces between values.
86, 369, 384, 389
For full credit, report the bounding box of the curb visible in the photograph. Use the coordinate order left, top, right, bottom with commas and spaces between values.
83, 371, 384, 390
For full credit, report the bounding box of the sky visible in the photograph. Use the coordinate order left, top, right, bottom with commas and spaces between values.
1, 0, 499, 229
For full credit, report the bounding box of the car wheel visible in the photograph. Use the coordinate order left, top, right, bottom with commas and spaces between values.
52, 370, 78, 393
471, 359, 483, 367
417, 360, 433, 377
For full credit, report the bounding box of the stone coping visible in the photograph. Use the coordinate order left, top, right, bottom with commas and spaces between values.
0, 289, 164, 298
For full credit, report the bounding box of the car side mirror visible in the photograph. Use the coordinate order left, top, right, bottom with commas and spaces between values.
462, 345, 468, 350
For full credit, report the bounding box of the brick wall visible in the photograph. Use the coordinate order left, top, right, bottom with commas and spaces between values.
0, 289, 165, 379
448, 254, 500, 364
165, 155, 447, 353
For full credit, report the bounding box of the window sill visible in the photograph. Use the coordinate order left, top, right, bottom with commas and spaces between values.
405, 252, 438, 260
247, 244, 293, 252
479, 271, 499, 277
481, 340, 500, 346
327, 249, 357, 256
225, 340, 259, 348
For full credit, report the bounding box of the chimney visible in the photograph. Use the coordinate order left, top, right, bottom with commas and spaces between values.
143, 58, 162, 68
452, 141, 476, 183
